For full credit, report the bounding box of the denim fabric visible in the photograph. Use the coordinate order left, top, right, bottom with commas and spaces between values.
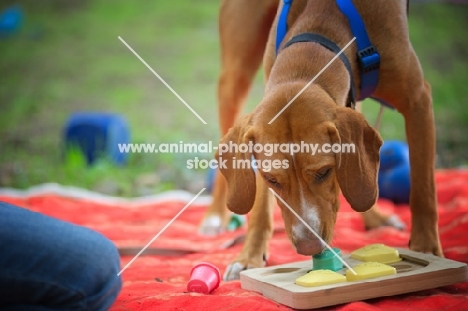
0, 201, 122, 310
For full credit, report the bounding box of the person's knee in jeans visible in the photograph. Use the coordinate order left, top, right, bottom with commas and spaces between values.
77, 229, 123, 311
0, 202, 122, 310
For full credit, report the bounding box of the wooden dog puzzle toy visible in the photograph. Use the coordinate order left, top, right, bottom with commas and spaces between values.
240, 245, 468, 309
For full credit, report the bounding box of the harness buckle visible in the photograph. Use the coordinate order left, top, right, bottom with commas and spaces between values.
357, 45, 380, 73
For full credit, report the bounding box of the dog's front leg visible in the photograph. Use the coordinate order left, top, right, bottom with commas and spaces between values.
199, 0, 277, 235
223, 171, 274, 280
402, 79, 443, 256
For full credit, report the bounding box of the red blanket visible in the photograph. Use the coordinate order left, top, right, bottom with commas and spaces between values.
1, 170, 468, 310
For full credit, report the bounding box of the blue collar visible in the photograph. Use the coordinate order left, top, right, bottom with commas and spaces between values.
276, 0, 382, 102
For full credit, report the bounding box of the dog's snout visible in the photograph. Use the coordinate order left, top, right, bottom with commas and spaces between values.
292, 224, 325, 255
290, 207, 325, 255
294, 239, 324, 256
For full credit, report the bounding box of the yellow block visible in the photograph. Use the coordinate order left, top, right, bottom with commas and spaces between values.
346, 262, 396, 281
351, 244, 402, 264
296, 269, 347, 287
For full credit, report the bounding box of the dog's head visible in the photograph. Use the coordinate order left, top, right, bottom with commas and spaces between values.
216, 84, 382, 255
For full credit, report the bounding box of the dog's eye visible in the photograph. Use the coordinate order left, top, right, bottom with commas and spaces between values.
263, 174, 281, 188
315, 167, 331, 183
267, 177, 280, 187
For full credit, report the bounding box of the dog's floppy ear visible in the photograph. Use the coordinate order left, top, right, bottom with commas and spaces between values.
215, 114, 256, 215
329, 106, 383, 212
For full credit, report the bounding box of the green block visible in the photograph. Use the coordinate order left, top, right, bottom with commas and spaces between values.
227, 214, 246, 231
312, 248, 343, 271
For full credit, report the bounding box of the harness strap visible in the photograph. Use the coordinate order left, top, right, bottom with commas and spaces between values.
335, 0, 380, 100
276, 0, 292, 54
276, 0, 385, 104
283, 33, 356, 108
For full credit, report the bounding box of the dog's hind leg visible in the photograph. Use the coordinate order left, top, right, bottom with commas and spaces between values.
361, 204, 406, 231
356, 102, 406, 231
199, 0, 279, 235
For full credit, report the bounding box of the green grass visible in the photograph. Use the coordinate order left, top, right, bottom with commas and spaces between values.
0, 1, 467, 195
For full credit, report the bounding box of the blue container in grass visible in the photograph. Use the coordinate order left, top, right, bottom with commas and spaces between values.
0, 5, 23, 38
63, 112, 130, 165
378, 140, 411, 204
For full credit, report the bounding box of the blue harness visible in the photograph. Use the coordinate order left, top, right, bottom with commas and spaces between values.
276, 0, 392, 108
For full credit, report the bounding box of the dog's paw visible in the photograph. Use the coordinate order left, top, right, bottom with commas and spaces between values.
364, 213, 406, 231
223, 255, 268, 281
223, 262, 247, 281
198, 214, 225, 236
382, 214, 406, 230
409, 240, 443, 257
409, 229, 443, 257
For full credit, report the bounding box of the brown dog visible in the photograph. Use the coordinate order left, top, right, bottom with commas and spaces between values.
200, 0, 443, 280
